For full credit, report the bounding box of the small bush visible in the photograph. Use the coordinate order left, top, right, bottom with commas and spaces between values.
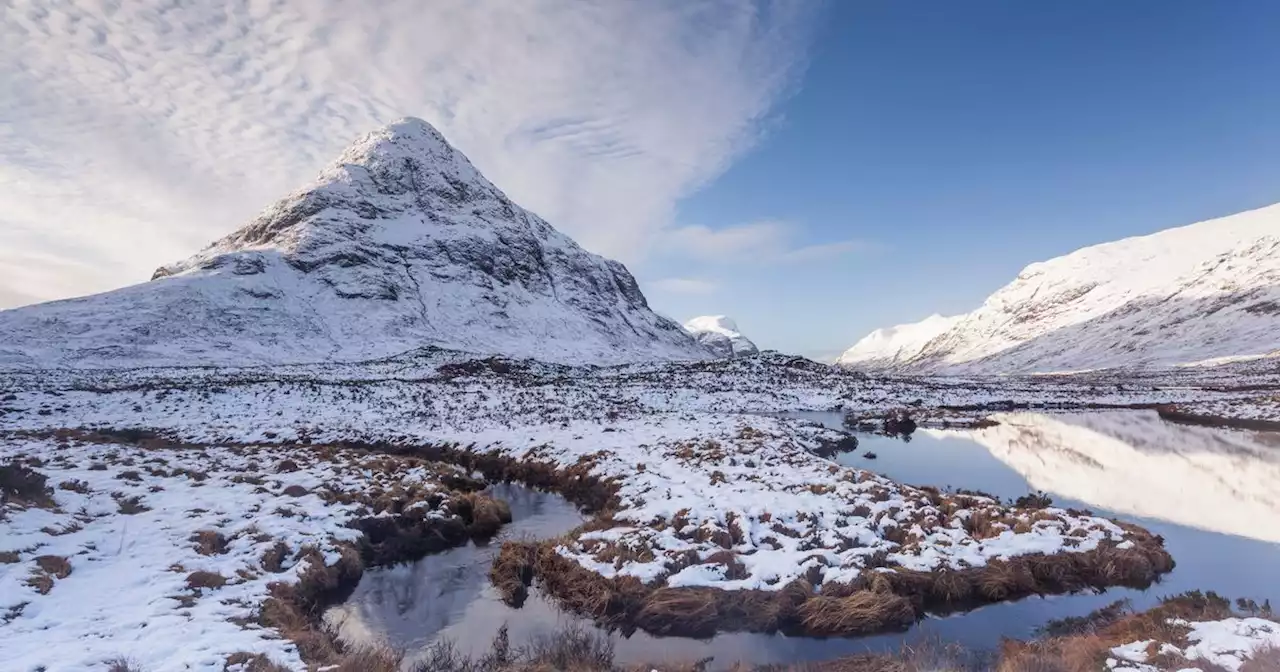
1015, 491, 1054, 509
116, 495, 150, 514
58, 480, 91, 494
191, 530, 228, 556
185, 570, 227, 592
883, 409, 918, 439
0, 462, 52, 506
36, 556, 71, 578
105, 657, 143, 672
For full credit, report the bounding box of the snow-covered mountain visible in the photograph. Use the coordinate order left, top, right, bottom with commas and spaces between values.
0, 118, 710, 368
836, 314, 960, 369
682, 315, 759, 358
840, 203, 1280, 374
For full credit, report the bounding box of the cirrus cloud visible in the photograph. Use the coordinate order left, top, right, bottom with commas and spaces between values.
0, 0, 818, 309
661, 220, 875, 265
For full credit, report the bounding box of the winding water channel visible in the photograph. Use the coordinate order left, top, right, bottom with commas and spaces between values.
327, 410, 1280, 668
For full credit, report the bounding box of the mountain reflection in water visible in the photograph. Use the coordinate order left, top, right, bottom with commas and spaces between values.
328, 412, 1280, 668
927, 411, 1280, 543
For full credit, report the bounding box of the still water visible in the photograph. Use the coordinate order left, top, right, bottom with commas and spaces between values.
328, 411, 1280, 668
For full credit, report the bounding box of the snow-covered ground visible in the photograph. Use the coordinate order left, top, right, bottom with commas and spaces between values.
1108, 617, 1280, 671
3, 349, 1277, 668
0, 436, 476, 671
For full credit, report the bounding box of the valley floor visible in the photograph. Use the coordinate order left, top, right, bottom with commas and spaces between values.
2, 350, 1278, 670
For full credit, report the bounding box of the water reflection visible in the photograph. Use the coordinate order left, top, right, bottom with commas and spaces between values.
329, 413, 1280, 669
933, 411, 1280, 543
325, 483, 587, 658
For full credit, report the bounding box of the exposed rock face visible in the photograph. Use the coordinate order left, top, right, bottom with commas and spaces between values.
0, 118, 711, 368
683, 315, 759, 358
839, 203, 1280, 374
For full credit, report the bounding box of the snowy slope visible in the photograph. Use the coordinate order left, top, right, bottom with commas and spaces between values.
836, 314, 960, 369
0, 118, 710, 368
841, 203, 1280, 373
683, 315, 759, 358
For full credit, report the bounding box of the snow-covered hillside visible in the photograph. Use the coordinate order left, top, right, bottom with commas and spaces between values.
836, 314, 959, 368
840, 203, 1280, 373
0, 118, 710, 368
683, 315, 759, 358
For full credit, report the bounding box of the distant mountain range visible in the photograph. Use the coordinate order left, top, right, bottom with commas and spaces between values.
840, 203, 1280, 374
683, 315, 759, 358
0, 118, 712, 368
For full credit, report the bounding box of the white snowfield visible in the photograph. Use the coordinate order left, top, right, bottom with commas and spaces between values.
682, 315, 760, 358
1108, 617, 1280, 671
0, 118, 709, 369
840, 202, 1280, 374
925, 411, 1280, 543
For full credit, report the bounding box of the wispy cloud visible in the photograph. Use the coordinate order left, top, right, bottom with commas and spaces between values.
647, 278, 720, 295
0, 0, 817, 308
661, 220, 873, 265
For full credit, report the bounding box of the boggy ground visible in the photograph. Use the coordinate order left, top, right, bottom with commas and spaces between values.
354, 592, 1280, 672
0, 431, 513, 671
397, 422, 1176, 639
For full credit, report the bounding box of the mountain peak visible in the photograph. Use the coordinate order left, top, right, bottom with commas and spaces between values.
2, 120, 709, 368
684, 315, 758, 358
331, 116, 467, 172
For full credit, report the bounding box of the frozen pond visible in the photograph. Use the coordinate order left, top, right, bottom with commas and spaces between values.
328, 411, 1280, 668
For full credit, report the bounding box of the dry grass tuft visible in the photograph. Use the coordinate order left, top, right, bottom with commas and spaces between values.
0, 461, 53, 507
454, 491, 514, 538
115, 494, 150, 514
105, 657, 144, 672
26, 555, 72, 595
260, 541, 291, 573
797, 592, 916, 636
185, 570, 228, 592
490, 541, 539, 607
224, 652, 293, 672
1241, 643, 1280, 672
999, 590, 1276, 672
35, 555, 72, 578
191, 530, 228, 556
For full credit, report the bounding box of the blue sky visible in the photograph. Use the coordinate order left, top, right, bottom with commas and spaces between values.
647, 1, 1280, 358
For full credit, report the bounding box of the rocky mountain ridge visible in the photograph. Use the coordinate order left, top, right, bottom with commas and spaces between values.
840, 202, 1280, 373
0, 118, 711, 368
